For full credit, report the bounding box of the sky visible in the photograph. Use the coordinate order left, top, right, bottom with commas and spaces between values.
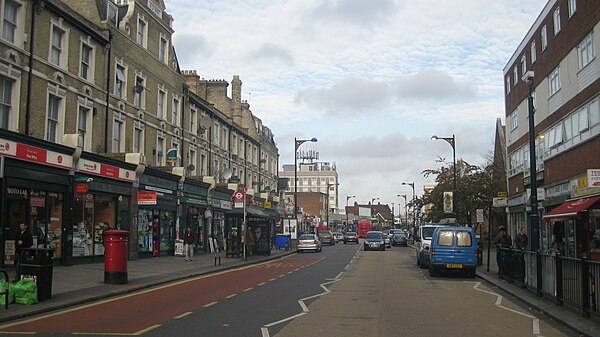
164, 0, 548, 213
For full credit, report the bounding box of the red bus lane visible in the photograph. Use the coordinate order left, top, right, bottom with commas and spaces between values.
0, 256, 321, 335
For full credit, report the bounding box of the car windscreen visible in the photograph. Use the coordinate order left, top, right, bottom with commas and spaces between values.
365, 232, 382, 239
299, 234, 314, 240
422, 227, 437, 239
345, 232, 357, 236
394, 233, 406, 238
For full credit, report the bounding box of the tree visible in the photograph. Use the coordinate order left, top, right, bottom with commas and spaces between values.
422, 156, 503, 225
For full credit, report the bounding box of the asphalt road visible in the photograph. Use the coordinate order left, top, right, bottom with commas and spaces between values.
0, 241, 578, 337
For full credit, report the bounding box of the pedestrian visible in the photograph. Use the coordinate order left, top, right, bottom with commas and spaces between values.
494, 226, 512, 278
245, 227, 255, 256
515, 227, 528, 250
183, 227, 195, 261
15, 223, 33, 281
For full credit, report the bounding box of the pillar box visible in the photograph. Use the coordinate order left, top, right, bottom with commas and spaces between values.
103, 230, 129, 284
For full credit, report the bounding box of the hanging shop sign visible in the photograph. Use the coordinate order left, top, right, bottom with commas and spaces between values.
166, 148, 178, 165
138, 191, 158, 205
588, 169, 600, 188
77, 158, 135, 182
75, 183, 90, 194
0, 138, 72, 169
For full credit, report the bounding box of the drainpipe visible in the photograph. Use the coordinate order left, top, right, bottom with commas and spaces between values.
104, 32, 113, 153
25, 0, 39, 135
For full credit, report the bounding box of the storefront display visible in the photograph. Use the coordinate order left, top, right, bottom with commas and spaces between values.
72, 193, 116, 257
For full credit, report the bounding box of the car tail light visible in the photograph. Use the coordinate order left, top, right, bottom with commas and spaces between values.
431, 248, 435, 256
314, 240, 319, 244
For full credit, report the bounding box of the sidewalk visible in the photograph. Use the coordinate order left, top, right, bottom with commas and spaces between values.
477, 246, 600, 337
0, 244, 296, 324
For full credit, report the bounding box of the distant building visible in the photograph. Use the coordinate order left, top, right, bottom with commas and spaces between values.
279, 161, 339, 216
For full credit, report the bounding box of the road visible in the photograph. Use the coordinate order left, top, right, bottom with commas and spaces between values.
0, 241, 577, 337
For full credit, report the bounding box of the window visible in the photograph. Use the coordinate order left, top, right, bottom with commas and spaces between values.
80, 42, 94, 81
505, 76, 510, 95
213, 122, 220, 145
189, 149, 196, 175
171, 97, 179, 126
221, 126, 228, 149
520, 55, 526, 76
133, 126, 143, 153
457, 231, 472, 247
115, 64, 126, 98
190, 108, 196, 133
137, 17, 147, 47
549, 66, 560, 96
77, 106, 91, 151
579, 107, 589, 131
159, 35, 168, 63
438, 230, 454, 246
2, 0, 19, 43
510, 111, 518, 131
530, 41, 536, 64
134, 76, 144, 108
590, 99, 599, 127
112, 119, 123, 152
564, 116, 573, 141
0, 76, 12, 129
541, 25, 547, 51
157, 136, 165, 166
553, 7, 561, 36
47, 95, 63, 142
513, 66, 518, 87
157, 89, 166, 119
50, 25, 65, 66
568, 0, 576, 17
578, 32, 595, 70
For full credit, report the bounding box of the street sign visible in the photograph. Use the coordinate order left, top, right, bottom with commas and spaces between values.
498, 192, 508, 197
74, 183, 89, 194
75, 176, 92, 183
493, 197, 508, 207
476, 209, 484, 223
233, 192, 244, 201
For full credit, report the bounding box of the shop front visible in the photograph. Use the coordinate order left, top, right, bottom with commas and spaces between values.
180, 179, 210, 253
137, 170, 178, 257
543, 195, 600, 260
209, 187, 233, 253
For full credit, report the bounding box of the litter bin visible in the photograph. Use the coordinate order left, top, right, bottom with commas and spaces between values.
104, 230, 128, 284
275, 234, 290, 250
20, 248, 54, 301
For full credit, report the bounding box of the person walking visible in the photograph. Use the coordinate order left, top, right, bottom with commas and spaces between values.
15, 223, 33, 281
183, 227, 195, 262
494, 226, 512, 278
515, 227, 528, 250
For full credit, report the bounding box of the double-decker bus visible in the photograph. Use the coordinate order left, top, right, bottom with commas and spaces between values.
357, 218, 370, 238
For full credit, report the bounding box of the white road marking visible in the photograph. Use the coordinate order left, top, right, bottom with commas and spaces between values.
471, 282, 543, 336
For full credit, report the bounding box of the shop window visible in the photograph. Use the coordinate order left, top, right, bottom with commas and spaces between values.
73, 193, 116, 257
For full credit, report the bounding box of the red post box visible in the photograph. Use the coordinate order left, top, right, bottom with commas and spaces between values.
104, 230, 128, 284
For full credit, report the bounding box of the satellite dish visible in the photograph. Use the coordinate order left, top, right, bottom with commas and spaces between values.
187, 164, 195, 172
199, 116, 212, 128
133, 85, 144, 93
222, 168, 232, 180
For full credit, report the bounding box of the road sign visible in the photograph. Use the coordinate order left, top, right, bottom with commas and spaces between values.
233, 192, 244, 201
498, 192, 508, 197
476, 209, 484, 223
74, 183, 89, 194
75, 176, 92, 183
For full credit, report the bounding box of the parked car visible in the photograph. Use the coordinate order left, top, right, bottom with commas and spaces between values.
343, 232, 359, 244
384, 235, 391, 248
297, 234, 322, 253
318, 231, 335, 245
363, 231, 386, 251
392, 232, 408, 246
429, 226, 478, 278
416, 224, 441, 268
333, 232, 344, 242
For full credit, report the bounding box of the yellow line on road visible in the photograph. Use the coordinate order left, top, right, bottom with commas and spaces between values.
269, 278, 277, 281
203, 301, 219, 307
258, 282, 266, 286
225, 293, 238, 299
0, 332, 35, 335
174, 312, 193, 319
243, 287, 254, 292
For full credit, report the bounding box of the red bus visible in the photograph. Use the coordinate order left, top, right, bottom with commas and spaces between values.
357, 218, 371, 238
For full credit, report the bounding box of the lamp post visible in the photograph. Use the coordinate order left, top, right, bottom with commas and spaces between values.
398, 194, 407, 226
402, 182, 415, 227
391, 202, 395, 227
346, 195, 355, 231
371, 197, 379, 230
325, 182, 337, 230
524, 71, 539, 252
294, 137, 317, 233
431, 134, 457, 219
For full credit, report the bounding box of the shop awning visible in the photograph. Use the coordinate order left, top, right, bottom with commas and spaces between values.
228, 207, 270, 218
543, 196, 600, 219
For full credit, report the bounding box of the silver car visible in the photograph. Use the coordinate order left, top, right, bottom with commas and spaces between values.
297, 234, 322, 253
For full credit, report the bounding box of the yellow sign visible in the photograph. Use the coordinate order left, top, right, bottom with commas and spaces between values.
264, 201, 272, 209
498, 192, 508, 197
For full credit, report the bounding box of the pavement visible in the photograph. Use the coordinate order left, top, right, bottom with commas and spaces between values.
0, 242, 598, 337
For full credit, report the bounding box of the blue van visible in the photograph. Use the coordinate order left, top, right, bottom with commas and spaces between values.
429, 226, 478, 278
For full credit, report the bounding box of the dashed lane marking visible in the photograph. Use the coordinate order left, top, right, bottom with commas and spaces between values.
203, 301, 218, 308
225, 294, 238, 299
174, 312, 192, 319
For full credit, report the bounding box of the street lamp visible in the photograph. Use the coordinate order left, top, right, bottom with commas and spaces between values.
523, 71, 539, 252
431, 134, 457, 218
371, 197, 379, 229
402, 182, 415, 227
294, 137, 317, 232
397, 194, 407, 226
325, 182, 338, 230
346, 195, 355, 230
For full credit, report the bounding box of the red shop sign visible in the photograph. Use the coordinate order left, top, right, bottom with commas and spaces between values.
75, 183, 90, 194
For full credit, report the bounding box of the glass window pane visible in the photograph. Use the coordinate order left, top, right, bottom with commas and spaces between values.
438, 230, 453, 246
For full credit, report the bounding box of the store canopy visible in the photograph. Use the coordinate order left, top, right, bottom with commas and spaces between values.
543, 196, 600, 219
228, 207, 270, 218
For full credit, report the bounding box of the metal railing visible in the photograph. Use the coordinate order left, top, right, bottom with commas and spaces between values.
499, 247, 600, 317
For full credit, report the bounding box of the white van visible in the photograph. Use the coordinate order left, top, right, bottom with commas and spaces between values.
415, 224, 441, 268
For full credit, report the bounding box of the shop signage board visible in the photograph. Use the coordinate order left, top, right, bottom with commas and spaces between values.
0, 138, 73, 169
75, 183, 89, 194
138, 191, 158, 205
588, 169, 600, 187
77, 158, 135, 182
166, 148, 178, 164
264, 201, 272, 209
